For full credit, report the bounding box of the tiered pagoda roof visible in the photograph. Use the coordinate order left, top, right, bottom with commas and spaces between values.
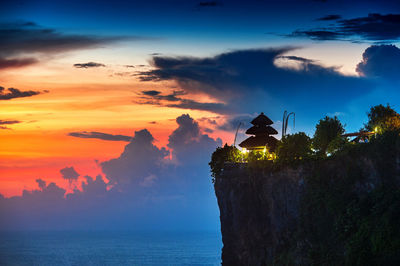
239, 112, 278, 151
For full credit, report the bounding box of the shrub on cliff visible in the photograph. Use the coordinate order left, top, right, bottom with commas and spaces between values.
300, 129, 400, 265
312, 116, 346, 156
209, 144, 240, 181
365, 104, 400, 133
276, 132, 312, 163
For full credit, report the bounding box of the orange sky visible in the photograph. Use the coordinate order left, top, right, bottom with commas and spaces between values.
0, 57, 234, 197
0, 37, 368, 197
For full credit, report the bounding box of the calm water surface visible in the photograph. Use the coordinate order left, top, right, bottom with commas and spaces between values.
0, 231, 222, 265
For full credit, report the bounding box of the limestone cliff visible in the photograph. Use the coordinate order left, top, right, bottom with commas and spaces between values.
213, 133, 400, 265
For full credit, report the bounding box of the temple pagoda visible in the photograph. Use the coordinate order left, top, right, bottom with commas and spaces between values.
239, 112, 278, 151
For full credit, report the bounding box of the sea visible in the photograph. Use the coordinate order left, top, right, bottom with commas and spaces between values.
0, 231, 222, 265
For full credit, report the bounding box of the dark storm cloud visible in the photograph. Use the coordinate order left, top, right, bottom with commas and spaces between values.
356, 44, 400, 80
0, 86, 44, 100
316, 15, 342, 21
137, 48, 370, 116
0, 21, 146, 69
36, 179, 47, 190
0, 114, 222, 230
292, 30, 344, 41
25, 179, 66, 200
0, 119, 21, 129
0, 22, 126, 55
0, 57, 38, 69
165, 99, 228, 113
0, 120, 20, 125
101, 129, 169, 186
277, 55, 314, 63
73, 62, 106, 68
60, 166, 80, 182
142, 90, 161, 96
217, 114, 253, 131
68, 131, 132, 141
167, 114, 222, 165
292, 13, 400, 41
137, 90, 229, 113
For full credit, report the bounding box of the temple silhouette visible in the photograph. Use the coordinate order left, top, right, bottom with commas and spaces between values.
239, 112, 278, 151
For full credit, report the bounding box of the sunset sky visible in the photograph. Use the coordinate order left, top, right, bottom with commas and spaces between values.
1, 0, 400, 230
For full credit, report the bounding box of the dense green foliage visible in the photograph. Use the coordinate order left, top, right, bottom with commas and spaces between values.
298, 130, 400, 266
211, 105, 400, 265
365, 104, 400, 132
209, 144, 241, 181
312, 116, 346, 156
209, 144, 276, 181
276, 132, 312, 163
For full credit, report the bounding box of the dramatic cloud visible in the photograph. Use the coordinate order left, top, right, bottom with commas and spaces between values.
217, 114, 253, 132
101, 129, 169, 187
68, 131, 132, 141
79, 175, 108, 197
0, 21, 142, 69
316, 15, 342, 21
0, 120, 20, 125
137, 90, 229, 113
142, 90, 161, 96
112, 72, 134, 77
60, 167, 80, 182
0, 57, 38, 69
0, 114, 221, 230
138, 48, 370, 119
36, 179, 47, 190
276, 55, 314, 63
24, 179, 66, 200
291, 13, 400, 41
168, 114, 222, 164
356, 44, 400, 80
165, 99, 227, 113
0, 86, 43, 100
0, 119, 21, 129
73, 62, 106, 68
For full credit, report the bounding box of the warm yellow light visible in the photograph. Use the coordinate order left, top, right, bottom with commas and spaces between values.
241, 148, 248, 154
374, 127, 378, 133
263, 147, 266, 153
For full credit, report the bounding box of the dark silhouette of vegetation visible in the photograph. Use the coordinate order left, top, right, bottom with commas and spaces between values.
312, 116, 346, 156
209, 104, 400, 174
365, 104, 400, 133
276, 132, 312, 163
210, 105, 400, 265
299, 129, 400, 265
209, 144, 240, 182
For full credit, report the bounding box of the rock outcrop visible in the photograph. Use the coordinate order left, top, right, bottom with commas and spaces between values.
214, 139, 400, 265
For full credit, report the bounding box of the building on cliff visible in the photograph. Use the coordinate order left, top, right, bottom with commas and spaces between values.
239, 112, 278, 151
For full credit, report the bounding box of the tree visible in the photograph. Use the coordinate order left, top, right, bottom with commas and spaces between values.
365, 104, 400, 133
276, 132, 312, 162
312, 116, 345, 156
209, 144, 240, 181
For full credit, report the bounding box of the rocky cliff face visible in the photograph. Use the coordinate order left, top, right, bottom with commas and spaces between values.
214, 144, 400, 265
214, 164, 307, 265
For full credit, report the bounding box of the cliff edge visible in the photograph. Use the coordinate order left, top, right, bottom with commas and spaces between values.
213, 132, 400, 265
